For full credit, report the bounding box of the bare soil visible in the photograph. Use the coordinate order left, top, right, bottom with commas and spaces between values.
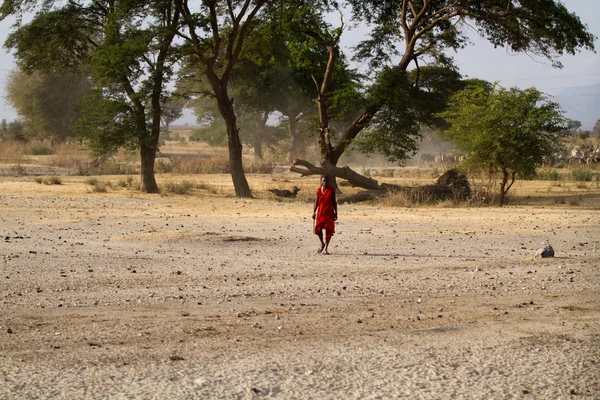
0, 175, 599, 399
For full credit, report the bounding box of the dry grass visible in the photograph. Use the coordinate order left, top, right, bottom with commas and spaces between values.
2, 138, 599, 208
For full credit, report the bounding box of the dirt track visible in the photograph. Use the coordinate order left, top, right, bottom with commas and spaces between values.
1, 178, 599, 399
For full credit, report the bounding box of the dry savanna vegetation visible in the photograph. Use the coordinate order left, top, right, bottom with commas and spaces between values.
1, 135, 599, 398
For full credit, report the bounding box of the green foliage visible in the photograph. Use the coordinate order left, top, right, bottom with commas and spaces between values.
438, 84, 569, 203
354, 68, 421, 162
571, 168, 595, 182
3, 0, 183, 193
439, 84, 568, 174
0, 119, 6, 141
4, 5, 96, 73
5, 120, 27, 142
535, 169, 562, 182
74, 89, 139, 157
27, 145, 54, 155
349, 0, 596, 71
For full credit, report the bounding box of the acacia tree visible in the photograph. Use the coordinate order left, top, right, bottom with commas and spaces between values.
174, 0, 268, 197
291, 0, 596, 186
6, 69, 92, 143
2, 0, 182, 193
438, 84, 568, 206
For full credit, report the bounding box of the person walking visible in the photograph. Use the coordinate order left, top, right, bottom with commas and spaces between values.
312, 175, 338, 254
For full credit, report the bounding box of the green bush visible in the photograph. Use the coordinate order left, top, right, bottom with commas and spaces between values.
28, 145, 54, 155
536, 169, 562, 181
571, 167, 594, 182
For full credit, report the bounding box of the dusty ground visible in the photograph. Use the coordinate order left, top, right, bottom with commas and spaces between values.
0, 175, 599, 399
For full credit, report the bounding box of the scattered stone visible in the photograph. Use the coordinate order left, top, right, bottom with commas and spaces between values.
169, 355, 184, 361
7, 328, 13, 334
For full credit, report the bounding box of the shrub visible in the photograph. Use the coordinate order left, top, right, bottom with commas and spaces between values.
43, 176, 62, 185
155, 158, 173, 173
162, 180, 195, 195
28, 145, 54, 155
84, 177, 109, 192
245, 160, 273, 174
379, 169, 394, 178
9, 164, 26, 176
380, 188, 438, 207
84, 177, 99, 186
535, 168, 562, 181
568, 195, 583, 206
169, 157, 229, 174
571, 167, 594, 182
95, 162, 138, 176
117, 176, 137, 188
196, 181, 213, 191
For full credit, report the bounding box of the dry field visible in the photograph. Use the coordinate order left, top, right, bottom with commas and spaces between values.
0, 140, 599, 398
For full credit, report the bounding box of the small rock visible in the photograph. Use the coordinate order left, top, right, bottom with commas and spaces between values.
536, 245, 554, 258
7, 328, 13, 334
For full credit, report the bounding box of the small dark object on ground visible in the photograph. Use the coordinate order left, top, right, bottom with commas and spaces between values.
536, 245, 555, 258
269, 186, 300, 198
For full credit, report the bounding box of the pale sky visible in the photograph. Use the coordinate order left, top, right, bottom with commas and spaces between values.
0, 0, 598, 124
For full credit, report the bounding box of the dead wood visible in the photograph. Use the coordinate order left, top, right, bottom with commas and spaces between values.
291, 159, 470, 203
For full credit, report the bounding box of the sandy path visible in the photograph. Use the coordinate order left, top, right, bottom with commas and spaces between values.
0, 181, 599, 399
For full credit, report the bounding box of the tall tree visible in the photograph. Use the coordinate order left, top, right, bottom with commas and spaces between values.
2, 0, 182, 193
292, 0, 596, 184
6, 68, 91, 143
174, 0, 267, 198
438, 84, 568, 206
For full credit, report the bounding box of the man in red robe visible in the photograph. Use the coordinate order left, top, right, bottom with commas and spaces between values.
312, 176, 338, 254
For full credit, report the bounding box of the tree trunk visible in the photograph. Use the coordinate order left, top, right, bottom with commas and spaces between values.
209, 77, 252, 197
229, 135, 252, 197
287, 111, 302, 163
254, 136, 263, 160
140, 146, 158, 193
225, 113, 252, 197
499, 169, 509, 207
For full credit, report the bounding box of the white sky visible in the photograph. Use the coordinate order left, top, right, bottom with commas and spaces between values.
0, 0, 598, 123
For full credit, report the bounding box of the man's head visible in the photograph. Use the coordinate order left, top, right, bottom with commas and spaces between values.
320, 176, 328, 188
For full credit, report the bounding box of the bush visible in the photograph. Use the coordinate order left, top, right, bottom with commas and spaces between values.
571, 167, 594, 182
84, 177, 109, 192
9, 164, 26, 176
27, 145, 54, 155
535, 169, 562, 181
162, 180, 195, 195
117, 176, 137, 188
245, 160, 273, 174
43, 176, 62, 185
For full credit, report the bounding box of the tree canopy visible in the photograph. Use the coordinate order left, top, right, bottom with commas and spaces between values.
438, 84, 569, 206
6, 68, 92, 142
3, 0, 183, 193
304, 0, 596, 168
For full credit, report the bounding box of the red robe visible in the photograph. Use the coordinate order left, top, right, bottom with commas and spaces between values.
314, 186, 336, 238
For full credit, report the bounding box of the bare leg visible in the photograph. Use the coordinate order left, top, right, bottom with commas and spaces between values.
317, 231, 325, 253
323, 238, 331, 255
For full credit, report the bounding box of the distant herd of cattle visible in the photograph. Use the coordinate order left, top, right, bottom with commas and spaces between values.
419, 153, 465, 166
542, 147, 600, 167
419, 147, 599, 168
